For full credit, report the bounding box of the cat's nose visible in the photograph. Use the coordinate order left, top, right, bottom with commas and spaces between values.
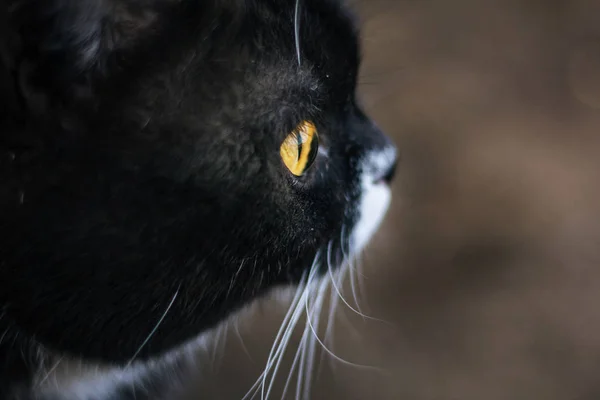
379, 160, 397, 184
369, 142, 398, 185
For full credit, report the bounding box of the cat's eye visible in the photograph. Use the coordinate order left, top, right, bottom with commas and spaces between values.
280, 121, 319, 176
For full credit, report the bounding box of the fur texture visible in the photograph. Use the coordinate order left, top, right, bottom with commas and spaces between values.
0, 0, 397, 398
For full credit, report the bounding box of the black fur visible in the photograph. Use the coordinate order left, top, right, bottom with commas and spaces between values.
0, 0, 395, 398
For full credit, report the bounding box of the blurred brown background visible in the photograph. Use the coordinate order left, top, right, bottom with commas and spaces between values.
196, 0, 600, 398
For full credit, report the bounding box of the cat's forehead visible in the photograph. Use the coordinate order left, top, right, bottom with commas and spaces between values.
255, 0, 360, 78
202, 0, 360, 89
106, 0, 361, 143
233, 0, 360, 110
155, 0, 361, 129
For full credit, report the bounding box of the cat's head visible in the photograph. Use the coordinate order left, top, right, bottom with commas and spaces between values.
0, 0, 396, 364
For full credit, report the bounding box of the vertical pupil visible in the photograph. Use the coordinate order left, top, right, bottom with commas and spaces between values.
296, 131, 303, 161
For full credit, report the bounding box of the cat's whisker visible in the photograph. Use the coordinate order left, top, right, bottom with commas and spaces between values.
281, 257, 323, 400
211, 322, 229, 371
234, 321, 253, 362
0, 329, 9, 346
279, 325, 306, 400
303, 270, 380, 372
298, 279, 316, 400
244, 282, 305, 400
317, 272, 340, 378
38, 356, 64, 387
302, 275, 330, 400
348, 256, 365, 320
126, 286, 181, 367
270, 261, 321, 399
210, 324, 222, 367
339, 226, 366, 319
248, 255, 319, 400
294, 0, 302, 66
263, 285, 309, 399
355, 255, 371, 312
264, 283, 313, 398
242, 286, 302, 400
327, 242, 384, 324
293, 300, 311, 400
227, 259, 247, 298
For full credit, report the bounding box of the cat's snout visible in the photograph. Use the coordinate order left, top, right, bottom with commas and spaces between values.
370, 145, 398, 185
379, 160, 397, 184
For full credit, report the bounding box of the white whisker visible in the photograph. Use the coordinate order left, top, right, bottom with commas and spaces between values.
294, 0, 302, 65
0, 329, 9, 346
294, 315, 309, 400
280, 328, 306, 400
327, 241, 386, 324
263, 286, 308, 399
242, 285, 303, 400
38, 356, 64, 386
264, 261, 320, 399
341, 225, 366, 317
211, 322, 229, 371
304, 277, 381, 372
317, 274, 339, 377
348, 257, 364, 318
243, 255, 320, 400
126, 287, 180, 367
355, 256, 371, 311
302, 276, 329, 400
234, 322, 253, 362
295, 316, 312, 399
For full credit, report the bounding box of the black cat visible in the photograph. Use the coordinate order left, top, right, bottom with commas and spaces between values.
0, 0, 397, 398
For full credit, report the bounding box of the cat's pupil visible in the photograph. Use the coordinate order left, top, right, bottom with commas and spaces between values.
296, 132, 303, 160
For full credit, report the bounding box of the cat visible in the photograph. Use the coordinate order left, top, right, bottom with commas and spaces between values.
0, 0, 397, 398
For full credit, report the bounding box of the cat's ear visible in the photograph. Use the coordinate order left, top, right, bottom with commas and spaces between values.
8, 0, 168, 107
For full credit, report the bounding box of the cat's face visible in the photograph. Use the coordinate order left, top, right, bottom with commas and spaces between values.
0, 0, 396, 364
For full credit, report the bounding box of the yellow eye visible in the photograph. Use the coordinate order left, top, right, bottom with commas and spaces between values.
280, 121, 319, 176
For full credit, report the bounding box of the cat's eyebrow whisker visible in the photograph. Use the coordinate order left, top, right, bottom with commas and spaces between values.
126, 286, 181, 367
294, 0, 302, 66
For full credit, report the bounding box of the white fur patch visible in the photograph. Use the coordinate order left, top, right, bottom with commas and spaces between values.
350, 146, 396, 254
34, 330, 215, 400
